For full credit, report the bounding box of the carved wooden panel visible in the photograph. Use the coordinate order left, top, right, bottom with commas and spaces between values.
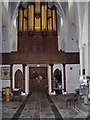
18, 32, 58, 52
1, 52, 79, 64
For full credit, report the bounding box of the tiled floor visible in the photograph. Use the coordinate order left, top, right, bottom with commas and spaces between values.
2, 92, 90, 120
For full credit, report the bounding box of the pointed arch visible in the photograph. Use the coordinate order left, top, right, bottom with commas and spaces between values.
15, 69, 24, 92
54, 68, 60, 76
54, 68, 62, 84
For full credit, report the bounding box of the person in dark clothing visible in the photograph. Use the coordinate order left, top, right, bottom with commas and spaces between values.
55, 73, 62, 89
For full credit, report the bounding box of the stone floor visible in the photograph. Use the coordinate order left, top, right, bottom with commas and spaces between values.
1, 92, 90, 120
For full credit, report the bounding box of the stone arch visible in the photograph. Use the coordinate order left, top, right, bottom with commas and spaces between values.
54, 69, 60, 76
15, 69, 24, 92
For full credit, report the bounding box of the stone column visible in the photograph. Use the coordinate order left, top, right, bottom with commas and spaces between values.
49, 64, 54, 92
23, 64, 26, 93
80, 46, 84, 75
62, 63, 66, 92
10, 64, 13, 89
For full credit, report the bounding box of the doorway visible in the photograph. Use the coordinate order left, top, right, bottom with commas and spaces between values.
29, 67, 48, 92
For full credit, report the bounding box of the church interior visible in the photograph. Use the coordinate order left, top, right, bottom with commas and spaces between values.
0, 0, 90, 119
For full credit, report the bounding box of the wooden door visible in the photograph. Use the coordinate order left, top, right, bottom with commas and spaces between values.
29, 67, 48, 92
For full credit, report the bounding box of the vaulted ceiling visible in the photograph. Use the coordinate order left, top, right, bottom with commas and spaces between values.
9, 0, 67, 23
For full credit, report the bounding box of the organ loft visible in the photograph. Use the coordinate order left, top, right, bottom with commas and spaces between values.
18, 1, 58, 52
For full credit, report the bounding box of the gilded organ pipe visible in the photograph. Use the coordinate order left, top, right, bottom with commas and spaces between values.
28, 5, 30, 31
48, 18, 52, 31
18, 2, 57, 32
48, 8, 51, 18
44, 5, 47, 30
52, 9, 56, 31
35, 17, 40, 31
28, 4, 34, 31
19, 9, 23, 32
35, 2, 40, 14
23, 8, 27, 31
48, 9, 52, 31
42, 4, 45, 31
42, 4, 47, 31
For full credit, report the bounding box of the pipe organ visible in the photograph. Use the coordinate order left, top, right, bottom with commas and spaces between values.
18, 2, 57, 33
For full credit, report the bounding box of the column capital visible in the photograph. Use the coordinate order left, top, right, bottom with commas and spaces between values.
49, 64, 53, 67
10, 64, 13, 67
22, 64, 27, 67
62, 63, 66, 65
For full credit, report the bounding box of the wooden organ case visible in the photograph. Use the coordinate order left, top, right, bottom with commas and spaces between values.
18, 2, 58, 53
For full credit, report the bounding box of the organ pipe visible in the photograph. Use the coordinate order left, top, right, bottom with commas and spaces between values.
28, 4, 34, 31
19, 9, 23, 31
18, 2, 57, 32
44, 4, 47, 30
35, 17, 40, 31
35, 2, 40, 14
42, 3, 47, 31
52, 9, 56, 31
48, 9, 52, 31
48, 18, 52, 31
48, 8, 51, 18
42, 4, 45, 30
23, 8, 27, 31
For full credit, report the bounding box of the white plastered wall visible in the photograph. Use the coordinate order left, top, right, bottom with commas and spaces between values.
66, 64, 80, 93
2, 3, 11, 53
0, 2, 2, 53
48, 65, 51, 94
25, 65, 29, 94
0, 2, 2, 92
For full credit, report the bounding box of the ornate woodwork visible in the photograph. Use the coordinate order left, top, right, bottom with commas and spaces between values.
18, 32, 58, 52
18, 2, 57, 52
1, 52, 79, 64
18, 2, 57, 33
1, 2, 80, 65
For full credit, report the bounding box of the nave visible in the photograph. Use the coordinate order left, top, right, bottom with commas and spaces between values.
2, 92, 88, 119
